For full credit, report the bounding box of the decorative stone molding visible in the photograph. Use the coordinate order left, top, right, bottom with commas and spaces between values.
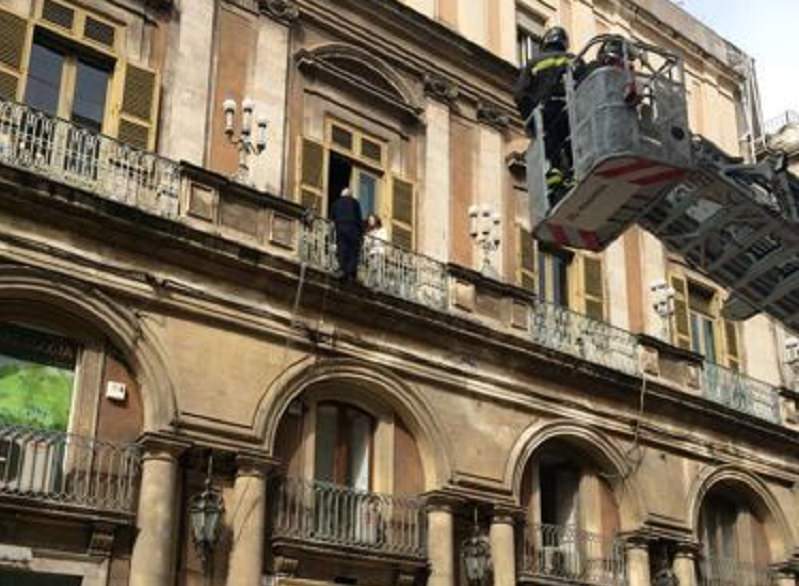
88, 523, 116, 557
296, 45, 423, 123
423, 73, 459, 105
235, 452, 278, 478
273, 555, 299, 576
259, 0, 300, 23
476, 101, 510, 131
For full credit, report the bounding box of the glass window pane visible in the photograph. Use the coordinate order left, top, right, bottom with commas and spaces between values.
72, 60, 110, 132
356, 172, 378, 218
348, 409, 371, 491
538, 254, 547, 302
314, 404, 338, 483
0, 325, 76, 431
25, 43, 65, 116
553, 256, 569, 307
690, 312, 703, 356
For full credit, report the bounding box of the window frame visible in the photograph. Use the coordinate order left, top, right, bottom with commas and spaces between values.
313, 400, 376, 491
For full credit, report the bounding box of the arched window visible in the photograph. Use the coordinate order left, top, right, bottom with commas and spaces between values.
314, 402, 374, 491
698, 490, 771, 585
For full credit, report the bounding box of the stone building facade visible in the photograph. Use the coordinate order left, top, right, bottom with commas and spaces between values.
0, 0, 797, 586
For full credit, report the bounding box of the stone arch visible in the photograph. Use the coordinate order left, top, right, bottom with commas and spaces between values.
506, 419, 646, 532
0, 264, 177, 431
688, 464, 795, 561
254, 357, 452, 490
296, 43, 423, 120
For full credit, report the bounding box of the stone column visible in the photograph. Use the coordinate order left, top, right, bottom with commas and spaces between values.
624, 537, 651, 586
672, 543, 699, 586
427, 497, 456, 586
129, 434, 189, 586
489, 508, 517, 586
225, 454, 275, 586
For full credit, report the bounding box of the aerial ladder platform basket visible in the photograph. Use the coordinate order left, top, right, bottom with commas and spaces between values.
528, 35, 799, 326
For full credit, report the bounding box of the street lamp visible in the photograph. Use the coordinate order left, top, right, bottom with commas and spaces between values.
461, 508, 492, 586
468, 205, 501, 278
222, 97, 268, 185
650, 279, 675, 341
189, 452, 225, 575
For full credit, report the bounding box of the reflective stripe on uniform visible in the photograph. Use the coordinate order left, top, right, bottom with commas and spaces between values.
531, 56, 571, 74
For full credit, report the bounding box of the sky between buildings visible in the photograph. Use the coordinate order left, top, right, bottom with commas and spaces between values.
679, 0, 798, 124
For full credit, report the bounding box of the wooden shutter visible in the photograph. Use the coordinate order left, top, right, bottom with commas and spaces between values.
298, 137, 325, 213
519, 226, 536, 292
583, 255, 605, 321
110, 60, 160, 149
670, 272, 692, 350
0, 8, 31, 101
390, 176, 414, 250
723, 319, 741, 371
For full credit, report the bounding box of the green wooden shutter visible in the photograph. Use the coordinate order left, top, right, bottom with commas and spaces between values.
0, 8, 31, 101
110, 61, 160, 149
583, 256, 605, 320
391, 176, 414, 250
670, 273, 692, 350
299, 138, 325, 213
519, 227, 536, 292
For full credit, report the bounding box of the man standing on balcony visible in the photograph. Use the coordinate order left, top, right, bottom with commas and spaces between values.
331, 187, 364, 283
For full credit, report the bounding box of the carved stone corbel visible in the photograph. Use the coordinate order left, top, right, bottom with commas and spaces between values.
88, 523, 116, 557
423, 73, 459, 105
259, 0, 300, 23
476, 101, 510, 131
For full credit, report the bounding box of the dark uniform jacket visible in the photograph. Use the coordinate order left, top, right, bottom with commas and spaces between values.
513, 49, 574, 124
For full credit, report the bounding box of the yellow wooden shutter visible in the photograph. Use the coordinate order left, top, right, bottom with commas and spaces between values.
0, 8, 31, 101
583, 255, 605, 321
109, 60, 160, 149
390, 176, 414, 250
670, 272, 692, 350
298, 137, 325, 213
723, 319, 741, 371
519, 226, 536, 292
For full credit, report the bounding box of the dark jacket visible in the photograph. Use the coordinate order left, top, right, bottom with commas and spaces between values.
513, 50, 574, 123
331, 196, 363, 236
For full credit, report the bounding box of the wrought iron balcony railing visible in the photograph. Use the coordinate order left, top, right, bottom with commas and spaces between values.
699, 557, 773, 586
0, 99, 179, 219
702, 362, 782, 424
530, 302, 641, 377
0, 422, 141, 514
271, 476, 427, 560
520, 523, 626, 585
300, 217, 448, 310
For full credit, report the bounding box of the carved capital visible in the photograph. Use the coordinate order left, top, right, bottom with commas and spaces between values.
137, 431, 191, 463
476, 101, 510, 131
259, 0, 300, 23
423, 73, 459, 105
235, 451, 278, 479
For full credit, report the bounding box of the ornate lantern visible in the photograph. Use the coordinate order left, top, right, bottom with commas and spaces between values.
461, 508, 492, 586
189, 453, 225, 571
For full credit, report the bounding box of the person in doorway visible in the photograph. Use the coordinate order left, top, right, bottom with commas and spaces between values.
331, 187, 364, 282
364, 214, 387, 286
513, 26, 578, 204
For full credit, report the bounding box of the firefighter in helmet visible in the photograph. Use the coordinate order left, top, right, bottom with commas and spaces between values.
513, 26, 577, 203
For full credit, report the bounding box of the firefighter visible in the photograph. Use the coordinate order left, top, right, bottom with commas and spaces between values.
513, 26, 577, 204
331, 187, 364, 283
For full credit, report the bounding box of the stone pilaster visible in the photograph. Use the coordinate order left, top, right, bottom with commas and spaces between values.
489, 506, 519, 586
624, 535, 652, 586
224, 453, 276, 586
672, 542, 700, 586
426, 493, 459, 586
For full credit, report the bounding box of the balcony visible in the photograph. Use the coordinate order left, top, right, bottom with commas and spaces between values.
699, 557, 773, 586
300, 217, 449, 311
271, 476, 427, 562
702, 362, 782, 424
0, 423, 141, 515
529, 302, 640, 377
0, 99, 180, 219
519, 523, 626, 585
